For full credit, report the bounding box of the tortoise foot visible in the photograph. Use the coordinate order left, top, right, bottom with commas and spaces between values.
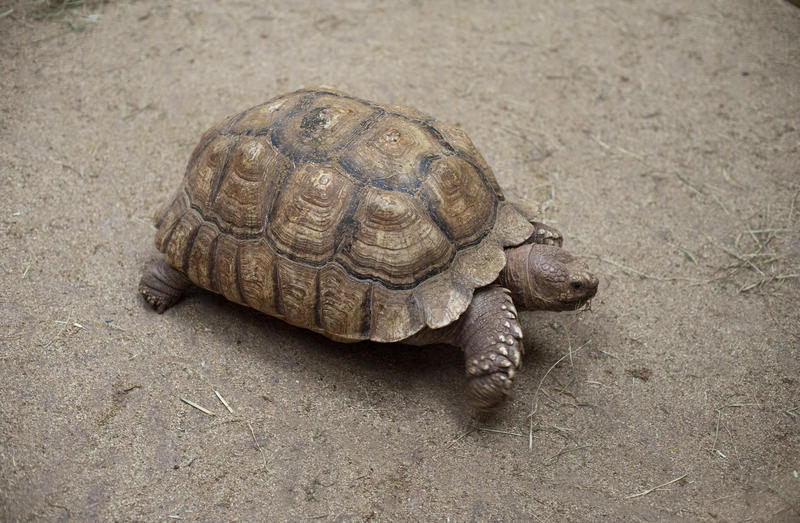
139, 259, 192, 313
466, 372, 514, 411
508, 201, 563, 247
530, 221, 563, 247
457, 286, 525, 411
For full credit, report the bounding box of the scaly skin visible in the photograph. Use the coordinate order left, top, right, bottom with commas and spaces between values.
457, 286, 525, 410
139, 259, 192, 313
405, 285, 524, 410
508, 201, 563, 247
498, 243, 598, 312
527, 222, 563, 247
458, 285, 525, 410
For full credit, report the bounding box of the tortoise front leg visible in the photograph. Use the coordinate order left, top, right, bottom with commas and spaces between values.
139, 259, 193, 313
455, 285, 524, 410
509, 200, 563, 247
527, 222, 563, 247
405, 285, 524, 410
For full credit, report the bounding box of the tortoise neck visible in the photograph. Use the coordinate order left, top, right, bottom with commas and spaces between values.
498, 243, 535, 310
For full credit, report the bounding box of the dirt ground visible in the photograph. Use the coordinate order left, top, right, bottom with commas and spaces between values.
1, 0, 799, 520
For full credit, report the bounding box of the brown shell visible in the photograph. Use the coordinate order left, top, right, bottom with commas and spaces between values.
154, 88, 534, 342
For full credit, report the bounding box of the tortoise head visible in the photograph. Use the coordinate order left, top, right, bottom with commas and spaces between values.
499, 243, 598, 311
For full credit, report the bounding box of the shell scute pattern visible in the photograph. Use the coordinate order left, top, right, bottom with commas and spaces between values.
270, 92, 382, 163
212, 233, 244, 305
185, 222, 217, 290
210, 138, 290, 235
274, 257, 317, 325
154, 88, 534, 342
317, 264, 372, 338
337, 189, 454, 287
267, 162, 356, 264
237, 239, 277, 313
338, 115, 446, 192
229, 93, 298, 135
420, 155, 495, 246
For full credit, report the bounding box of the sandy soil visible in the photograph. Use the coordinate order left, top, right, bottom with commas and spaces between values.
1, 0, 799, 520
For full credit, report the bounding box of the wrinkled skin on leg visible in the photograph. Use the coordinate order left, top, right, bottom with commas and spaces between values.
405, 285, 523, 410
457, 286, 526, 410
139, 259, 193, 313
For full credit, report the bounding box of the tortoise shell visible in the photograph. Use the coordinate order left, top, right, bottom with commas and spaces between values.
153, 88, 534, 342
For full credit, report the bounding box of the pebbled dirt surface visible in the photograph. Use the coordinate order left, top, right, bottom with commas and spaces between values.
1, 0, 799, 520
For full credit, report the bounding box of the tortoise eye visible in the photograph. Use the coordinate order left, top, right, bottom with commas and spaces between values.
570, 281, 582, 290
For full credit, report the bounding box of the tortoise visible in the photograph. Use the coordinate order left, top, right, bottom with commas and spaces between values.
139, 87, 598, 410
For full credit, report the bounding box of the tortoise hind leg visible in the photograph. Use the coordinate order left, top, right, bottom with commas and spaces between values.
139, 259, 193, 313
455, 285, 524, 410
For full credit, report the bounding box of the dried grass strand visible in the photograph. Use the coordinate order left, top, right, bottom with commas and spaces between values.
626, 474, 688, 499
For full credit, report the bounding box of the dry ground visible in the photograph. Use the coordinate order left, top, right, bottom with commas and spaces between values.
1, 0, 799, 520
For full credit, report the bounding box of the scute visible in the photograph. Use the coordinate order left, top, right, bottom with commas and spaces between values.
185, 222, 218, 290
336, 189, 454, 287
237, 239, 278, 314
229, 91, 306, 134
339, 115, 446, 192
212, 234, 244, 305
208, 137, 290, 235
184, 134, 235, 213
163, 208, 203, 273
154, 88, 536, 343
420, 155, 495, 246
270, 92, 381, 162
275, 258, 315, 323
317, 264, 372, 340
267, 162, 356, 264
370, 284, 423, 342
154, 190, 189, 250
435, 121, 504, 199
